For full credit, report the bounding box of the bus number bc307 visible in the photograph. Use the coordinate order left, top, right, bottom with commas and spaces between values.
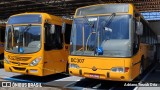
71, 58, 84, 63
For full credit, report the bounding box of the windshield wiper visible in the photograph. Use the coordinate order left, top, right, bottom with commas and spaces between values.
106, 13, 116, 27
23, 24, 32, 33
83, 16, 94, 28
17, 24, 32, 53
11, 25, 14, 50
22, 24, 32, 47
103, 13, 116, 41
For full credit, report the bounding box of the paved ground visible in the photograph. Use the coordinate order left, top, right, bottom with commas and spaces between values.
0, 77, 62, 90
0, 69, 20, 79
0, 87, 62, 90
0, 69, 64, 90
136, 63, 160, 90
0, 62, 160, 90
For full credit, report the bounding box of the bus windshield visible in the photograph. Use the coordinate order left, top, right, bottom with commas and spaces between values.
5, 25, 41, 53
70, 15, 130, 57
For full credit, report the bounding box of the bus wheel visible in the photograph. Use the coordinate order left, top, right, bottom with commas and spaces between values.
65, 62, 69, 75
140, 65, 143, 75
138, 58, 144, 80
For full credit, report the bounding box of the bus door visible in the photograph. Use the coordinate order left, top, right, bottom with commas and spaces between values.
63, 23, 72, 57
43, 23, 65, 75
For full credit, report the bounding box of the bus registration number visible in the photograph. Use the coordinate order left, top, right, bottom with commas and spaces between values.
89, 74, 100, 78
71, 58, 84, 63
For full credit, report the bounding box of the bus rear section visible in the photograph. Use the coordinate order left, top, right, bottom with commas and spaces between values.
4, 13, 72, 76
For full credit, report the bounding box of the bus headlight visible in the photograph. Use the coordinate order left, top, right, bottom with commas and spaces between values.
4, 56, 10, 64
30, 57, 42, 66
69, 64, 79, 69
111, 67, 129, 73
111, 67, 124, 73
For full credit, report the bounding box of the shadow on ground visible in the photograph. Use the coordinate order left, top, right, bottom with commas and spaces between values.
5, 73, 69, 83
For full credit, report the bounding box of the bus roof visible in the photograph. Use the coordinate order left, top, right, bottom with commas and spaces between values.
9, 12, 60, 19
7, 12, 72, 24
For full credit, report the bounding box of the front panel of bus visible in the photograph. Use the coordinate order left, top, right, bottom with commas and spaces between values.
69, 4, 135, 81
4, 14, 44, 76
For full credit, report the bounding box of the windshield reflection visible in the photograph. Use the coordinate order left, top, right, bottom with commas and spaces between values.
70, 15, 130, 57
5, 25, 41, 53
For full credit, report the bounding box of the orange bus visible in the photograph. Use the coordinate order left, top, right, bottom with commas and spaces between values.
68, 3, 158, 81
4, 12, 72, 76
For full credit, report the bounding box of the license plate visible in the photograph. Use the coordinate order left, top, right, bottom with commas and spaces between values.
30, 70, 38, 73
89, 74, 100, 78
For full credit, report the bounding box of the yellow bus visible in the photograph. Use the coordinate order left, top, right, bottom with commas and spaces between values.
0, 24, 5, 61
68, 3, 158, 81
4, 12, 72, 76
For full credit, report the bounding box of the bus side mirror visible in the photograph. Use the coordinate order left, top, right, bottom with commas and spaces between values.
50, 25, 55, 34
62, 22, 66, 33
136, 22, 143, 35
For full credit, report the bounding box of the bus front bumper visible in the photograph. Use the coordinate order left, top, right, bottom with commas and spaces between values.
4, 63, 43, 76
69, 68, 132, 81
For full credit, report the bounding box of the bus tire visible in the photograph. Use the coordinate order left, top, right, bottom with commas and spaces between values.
65, 62, 69, 75
138, 57, 144, 80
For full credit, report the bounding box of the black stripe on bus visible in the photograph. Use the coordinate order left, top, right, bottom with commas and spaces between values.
132, 61, 141, 66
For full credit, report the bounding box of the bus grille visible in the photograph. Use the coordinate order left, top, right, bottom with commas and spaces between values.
12, 67, 26, 71
21, 63, 28, 66
18, 57, 31, 61
11, 61, 28, 66
11, 62, 18, 65
8, 56, 32, 61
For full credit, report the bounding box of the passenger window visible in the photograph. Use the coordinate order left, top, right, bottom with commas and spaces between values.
133, 19, 140, 55
52, 25, 63, 49
44, 22, 52, 50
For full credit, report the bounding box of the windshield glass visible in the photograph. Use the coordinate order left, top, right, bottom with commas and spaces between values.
70, 15, 130, 57
5, 25, 41, 53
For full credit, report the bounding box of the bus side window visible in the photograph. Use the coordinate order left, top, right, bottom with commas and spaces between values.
44, 22, 52, 50
65, 24, 71, 44
52, 25, 63, 49
133, 19, 140, 55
